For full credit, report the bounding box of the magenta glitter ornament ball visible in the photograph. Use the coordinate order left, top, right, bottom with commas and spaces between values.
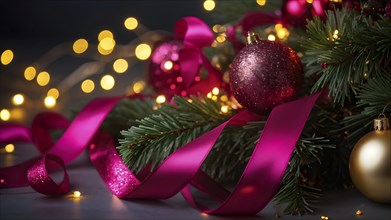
148, 39, 201, 97
229, 33, 303, 114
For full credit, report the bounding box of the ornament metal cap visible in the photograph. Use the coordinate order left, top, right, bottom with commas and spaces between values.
374, 116, 390, 130
246, 32, 261, 45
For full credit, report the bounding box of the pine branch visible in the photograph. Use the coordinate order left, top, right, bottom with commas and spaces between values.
100, 98, 155, 139
118, 95, 236, 172
302, 9, 391, 105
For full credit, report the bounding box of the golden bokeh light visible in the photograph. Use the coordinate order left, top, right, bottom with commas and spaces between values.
156, 95, 166, 104
100, 75, 115, 90
267, 34, 276, 41
1, 49, 14, 65
12, 94, 24, 106
37, 71, 50, 86
44, 96, 56, 108
5, 144, 15, 153
0, 109, 11, 121
113, 59, 128, 73
203, 0, 216, 11
81, 79, 95, 93
73, 191, 81, 198
47, 88, 60, 99
306, 0, 314, 3
256, 0, 267, 6
221, 105, 229, 113
124, 17, 138, 30
135, 43, 152, 60
73, 38, 89, 54
98, 30, 113, 41
99, 37, 116, 50
97, 44, 114, 55
24, 66, 36, 81
133, 81, 146, 94
163, 60, 173, 70
212, 87, 220, 95
212, 24, 221, 33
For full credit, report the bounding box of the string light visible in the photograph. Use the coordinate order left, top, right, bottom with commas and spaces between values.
132, 81, 146, 94
44, 96, 56, 108
207, 92, 212, 99
332, 29, 339, 40
37, 71, 50, 86
47, 88, 60, 99
320, 216, 329, 220
221, 105, 229, 113
267, 34, 276, 41
113, 59, 128, 73
156, 95, 166, 104
275, 24, 290, 40
24, 66, 36, 81
81, 79, 95, 93
212, 24, 221, 33
0, 109, 11, 121
98, 30, 113, 41
163, 60, 173, 70
12, 94, 24, 106
256, 0, 267, 6
135, 43, 152, 60
5, 144, 15, 153
72, 38, 89, 54
306, 0, 314, 3
100, 75, 115, 90
355, 210, 363, 215
203, 0, 216, 11
220, 95, 228, 102
212, 87, 220, 95
73, 191, 81, 198
97, 44, 114, 55
1, 49, 14, 65
216, 34, 226, 43
99, 37, 116, 50
124, 17, 138, 30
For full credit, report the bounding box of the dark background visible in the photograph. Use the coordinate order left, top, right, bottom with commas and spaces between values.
0, 1, 210, 124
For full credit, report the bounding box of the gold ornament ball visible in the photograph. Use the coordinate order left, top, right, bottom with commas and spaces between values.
349, 117, 391, 203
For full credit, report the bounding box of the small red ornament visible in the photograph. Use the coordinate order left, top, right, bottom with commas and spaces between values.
281, 0, 329, 27
148, 39, 201, 97
229, 32, 304, 114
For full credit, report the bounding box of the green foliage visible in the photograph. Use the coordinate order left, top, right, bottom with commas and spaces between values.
302, 9, 391, 105
118, 96, 236, 172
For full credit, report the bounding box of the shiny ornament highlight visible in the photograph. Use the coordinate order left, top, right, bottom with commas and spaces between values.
349, 116, 391, 203
229, 32, 303, 113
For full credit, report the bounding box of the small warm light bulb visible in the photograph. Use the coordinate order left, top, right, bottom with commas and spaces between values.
97, 44, 113, 55
333, 29, 339, 40
306, 0, 314, 3
100, 75, 115, 90
81, 79, 95, 93
24, 66, 36, 81
267, 34, 276, 41
156, 95, 166, 104
132, 81, 146, 94
73, 38, 89, 54
221, 105, 229, 113
124, 17, 138, 30
216, 34, 226, 43
0, 109, 11, 121
12, 94, 24, 105
212, 96, 218, 101
135, 43, 152, 60
37, 71, 50, 86
207, 92, 212, 99
47, 88, 60, 99
73, 191, 81, 198
1, 49, 14, 65
212, 24, 221, 33
320, 216, 329, 220
5, 144, 15, 153
163, 60, 173, 70
113, 59, 128, 73
203, 0, 216, 11
256, 0, 267, 6
220, 95, 228, 102
212, 87, 220, 95
355, 210, 363, 215
44, 96, 56, 108
98, 30, 113, 41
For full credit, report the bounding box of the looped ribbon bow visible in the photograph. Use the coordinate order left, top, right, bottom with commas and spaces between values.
174, 17, 224, 95
0, 91, 321, 215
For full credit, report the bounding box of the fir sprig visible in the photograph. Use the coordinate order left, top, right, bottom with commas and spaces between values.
302, 9, 391, 105
118, 96, 236, 172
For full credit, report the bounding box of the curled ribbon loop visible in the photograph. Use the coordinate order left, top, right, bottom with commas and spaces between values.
173, 17, 222, 92
27, 154, 70, 195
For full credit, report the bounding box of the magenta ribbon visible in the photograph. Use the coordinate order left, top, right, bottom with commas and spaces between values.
0, 91, 320, 215
174, 17, 224, 94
